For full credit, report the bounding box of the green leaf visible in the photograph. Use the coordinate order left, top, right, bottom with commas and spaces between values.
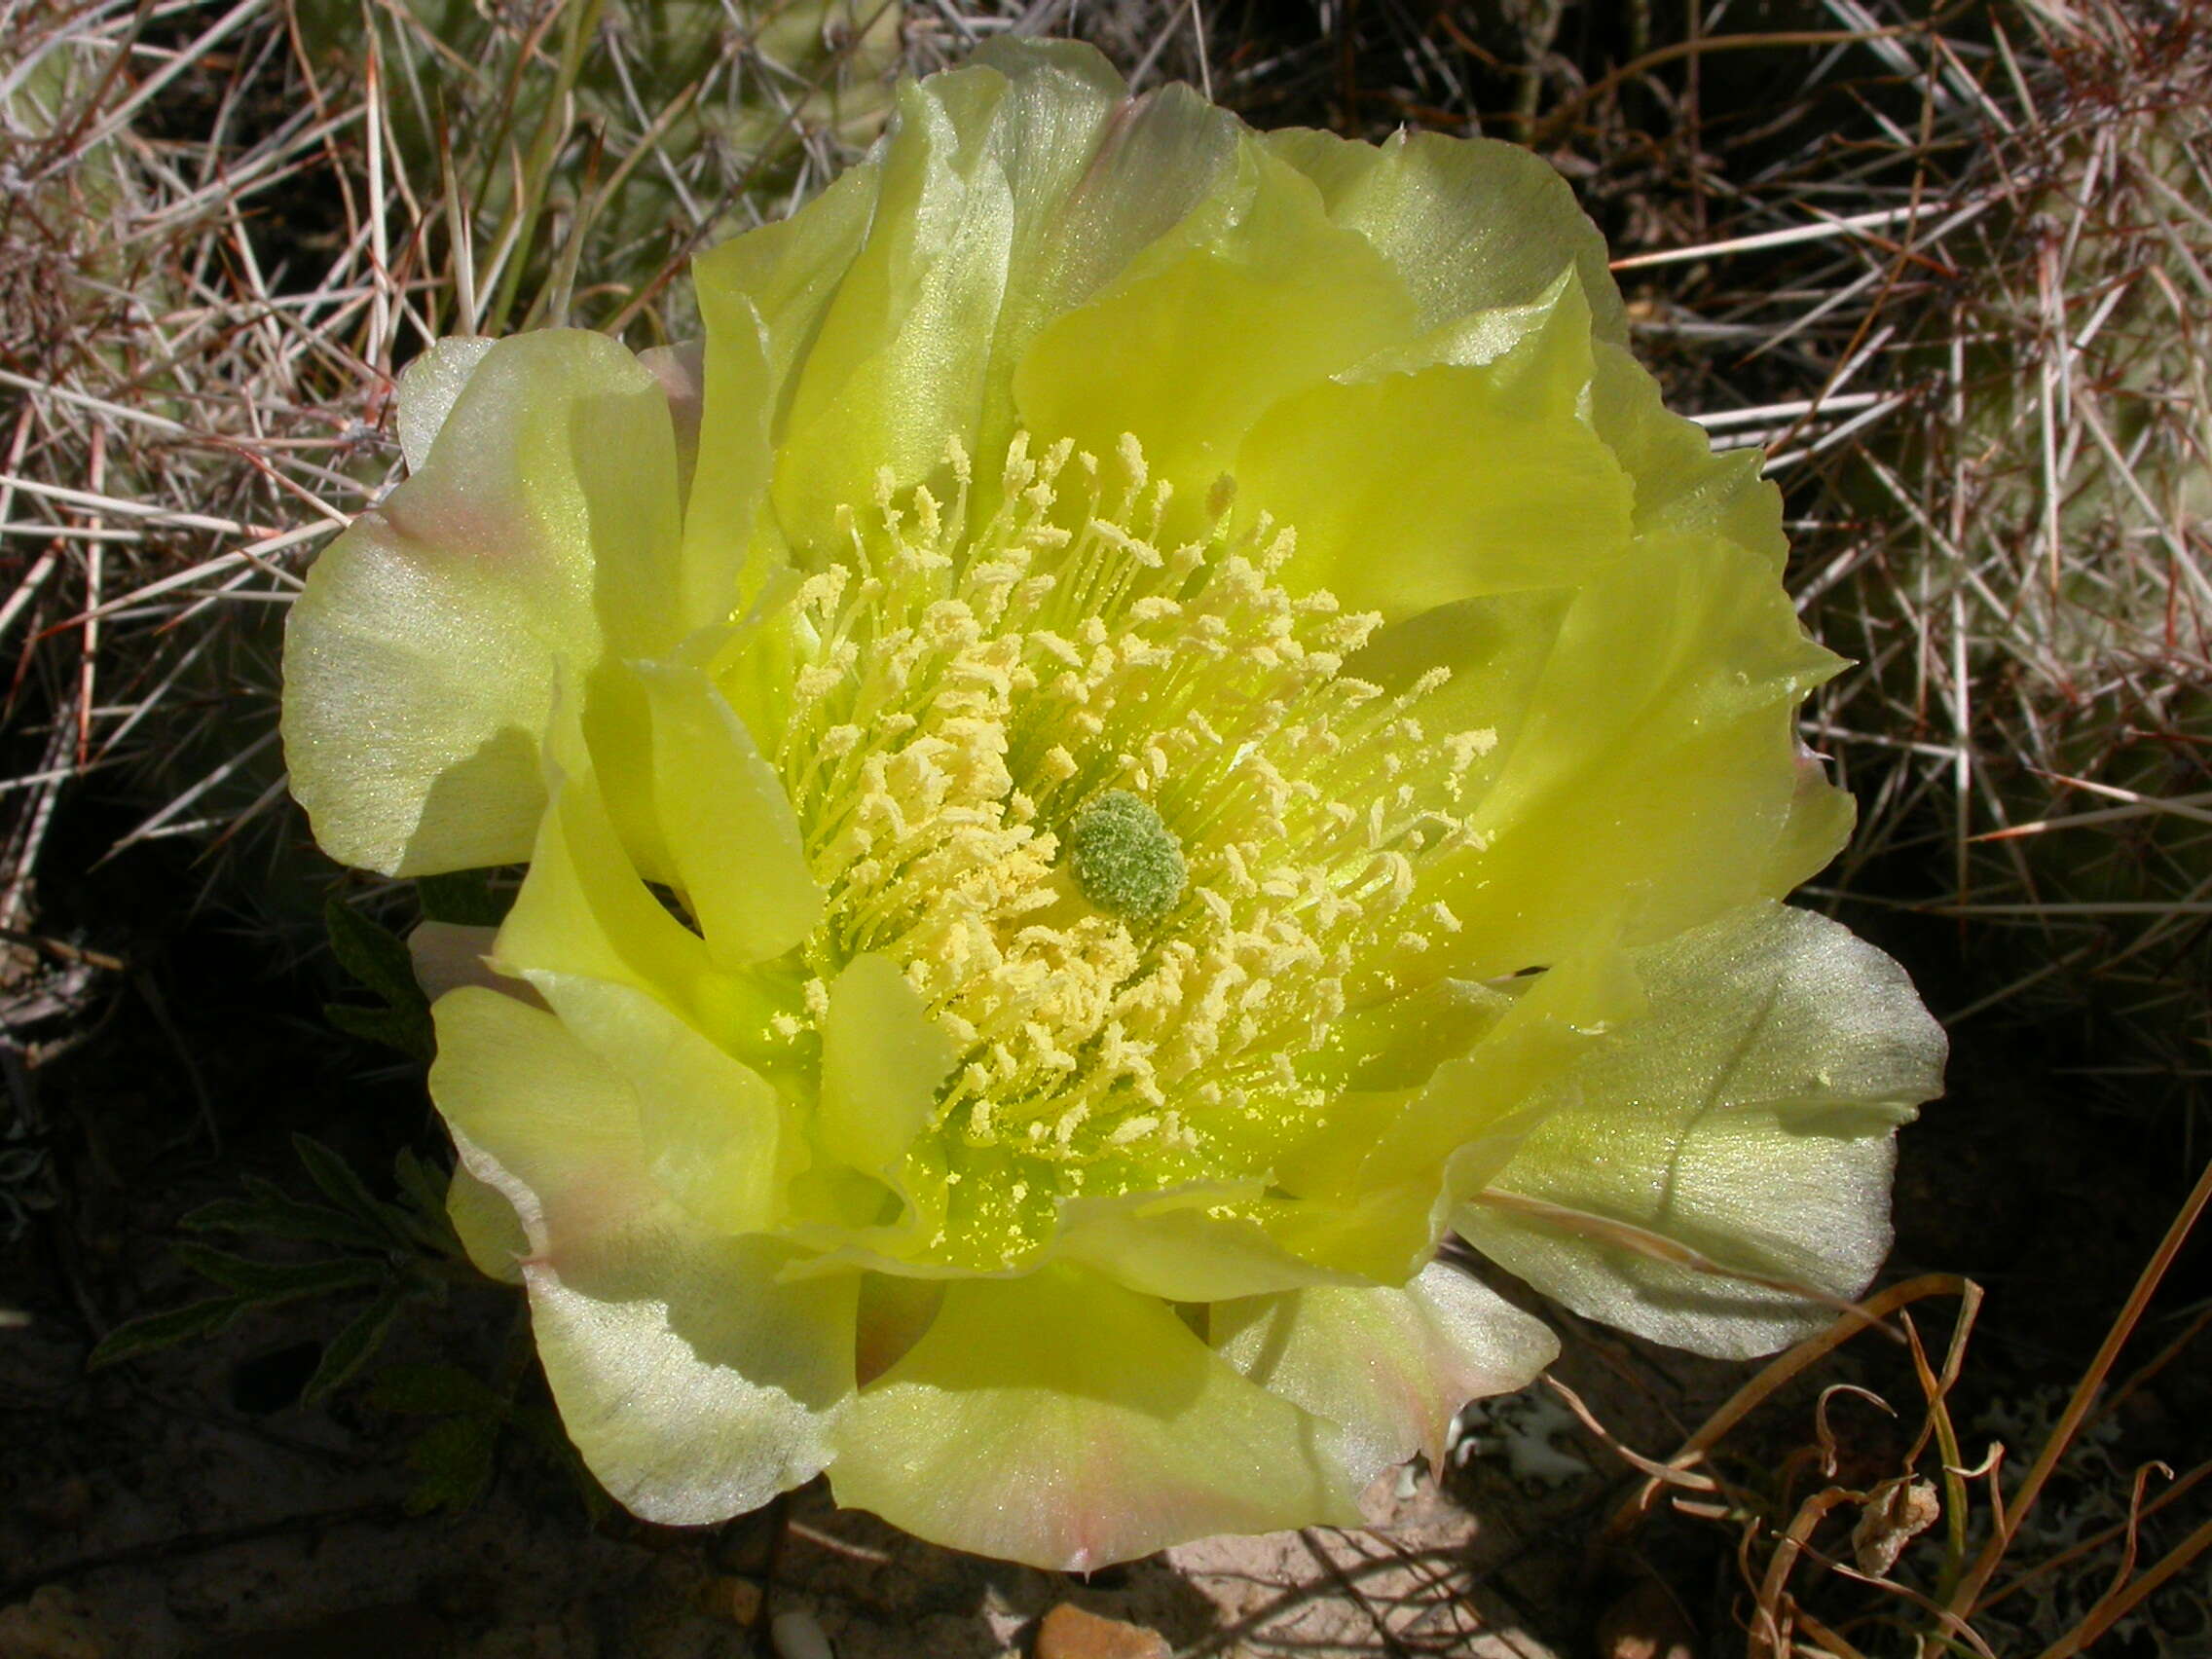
324, 898, 426, 1013
293, 1134, 416, 1249
88, 1295, 251, 1367
303, 1284, 414, 1402
181, 1178, 387, 1251
371, 1361, 509, 1418
324, 1000, 435, 1062
404, 1412, 501, 1515
417, 869, 510, 928
390, 1147, 463, 1255
171, 1243, 387, 1302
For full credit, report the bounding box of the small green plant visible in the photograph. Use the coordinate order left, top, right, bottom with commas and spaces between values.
321, 898, 436, 1060
87, 1132, 470, 1401
371, 1355, 614, 1519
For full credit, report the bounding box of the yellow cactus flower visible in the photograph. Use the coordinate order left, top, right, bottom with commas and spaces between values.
281, 40, 1945, 1568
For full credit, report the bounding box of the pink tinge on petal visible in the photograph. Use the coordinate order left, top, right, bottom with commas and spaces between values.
830, 1268, 1364, 1569
377, 486, 531, 570
637, 343, 705, 504
451, 1123, 660, 1277
409, 921, 545, 1008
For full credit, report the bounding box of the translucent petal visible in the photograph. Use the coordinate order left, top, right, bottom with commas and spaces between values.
1264, 127, 1626, 343
830, 1265, 1363, 1569
493, 759, 789, 1072
768, 45, 1245, 547
494, 763, 710, 1009
817, 952, 959, 1175
529, 972, 797, 1236
691, 163, 881, 604
635, 661, 821, 967
1052, 1188, 1361, 1301
1236, 272, 1633, 618
1296, 977, 1518, 1097
1278, 944, 1636, 1208
1453, 903, 1947, 1359
1415, 532, 1847, 979
636, 342, 704, 508
282, 330, 682, 874
1588, 340, 1784, 562
445, 1162, 526, 1283
962, 40, 1236, 355
1014, 145, 1418, 498
523, 1235, 854, 1526
1213, 1262, 1558, 1483
407, 920, 506, 1004
428, 985, 664, 1274
395, 336, 494, 473
1761, 741, 1859, 895
1346, 586, 1575, 808
431, 987, 854, 1524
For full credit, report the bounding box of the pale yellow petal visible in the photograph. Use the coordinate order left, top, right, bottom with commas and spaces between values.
1454, 903, 1946, 1358
830, 1265, 1362, 1569
1213, 1262, 1558, 1483
817, 953, 959, 1175
283, 330, 682, 874
1264, 126, 1626, 341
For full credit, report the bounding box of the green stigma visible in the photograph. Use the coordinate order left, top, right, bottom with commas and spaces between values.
1064, 791, 1187, 922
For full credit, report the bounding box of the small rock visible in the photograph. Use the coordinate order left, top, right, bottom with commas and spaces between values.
0, 1587, 111, 1659
1033, 1604, 1170, 1659
770, 1608, 833, 1659
694, 1576, 763, 1624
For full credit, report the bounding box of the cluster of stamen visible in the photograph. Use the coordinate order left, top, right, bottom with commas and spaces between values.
752, 433, 1494, 1263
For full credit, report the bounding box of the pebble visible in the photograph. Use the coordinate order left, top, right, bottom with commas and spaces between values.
1033, 1604, 1170, 1659
695, 1576, 764, 1624
770, 1607, 834, 1659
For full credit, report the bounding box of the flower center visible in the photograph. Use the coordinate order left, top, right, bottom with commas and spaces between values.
750, 434, 1495, 1269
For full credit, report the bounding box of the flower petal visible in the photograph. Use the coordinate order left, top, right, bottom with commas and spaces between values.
522, 1236, 854, 1526
431, 987, 854, 1523
1212, 1262, 1558, 1483
818, 952, 960, 1175
1053, 1188, 1361, 1301
282, 330, 682, 874
1418, 531, 1847, 978
1014, 144, 1417, 498
690, 164, 880, 605
429, 984, 663, 1269
445, 1162, 526, 1283
528, 971, 798, 1236
1588, 340, 1782, 560
1279, 943, 1634, 1208
1235, 270, 1633, 619
395, 337, 495, 473
407, 920, 506, 1004
636, 342, 704, 509
635, 660, 821, 968
1453, 902, 1947, 1359
1264, 126, 1626, 343
830, 1264, 1363, 1569
494, 760, 710, 1013
768, 44, 1247, 546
